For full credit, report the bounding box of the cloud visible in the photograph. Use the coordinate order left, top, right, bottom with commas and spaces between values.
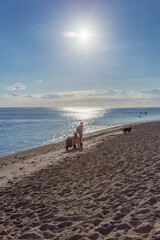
42, 94, 60, 99
1, 93, 20, 99
1, 88, 160, 107
36, 89, 160, 103
7, 82, 26, 91
142, 88, 160, 96
36, 80, 44, 83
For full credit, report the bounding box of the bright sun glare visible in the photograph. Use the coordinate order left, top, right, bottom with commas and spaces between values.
63, 23, 99, 50
64, 27, 94, 47
79, 31, 90, 41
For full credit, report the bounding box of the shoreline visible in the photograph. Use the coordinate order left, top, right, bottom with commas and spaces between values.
0, 121, 159, 188
1, 119, 158, 159
0, 123, 125, 188
0, 122, 126, 159
0, 121, 160, 239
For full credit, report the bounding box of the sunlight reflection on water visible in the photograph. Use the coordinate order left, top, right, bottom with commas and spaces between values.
61, 107, 105, 120
60, 107, 106, 134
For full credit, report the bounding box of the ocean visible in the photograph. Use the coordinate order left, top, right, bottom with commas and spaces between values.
0, 107, 160, 157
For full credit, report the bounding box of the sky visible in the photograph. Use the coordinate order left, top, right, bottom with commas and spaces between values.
1, 0, 160, 108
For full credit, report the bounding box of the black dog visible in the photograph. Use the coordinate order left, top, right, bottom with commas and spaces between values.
123, 127, 132, 134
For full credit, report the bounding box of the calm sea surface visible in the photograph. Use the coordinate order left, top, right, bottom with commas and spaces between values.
0, 107, 160, 157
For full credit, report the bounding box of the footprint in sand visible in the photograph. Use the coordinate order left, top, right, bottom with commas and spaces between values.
96, 223, 115, 236
65, 234, 83, 240
135, 223, 153, 234
18, 232, 42, 239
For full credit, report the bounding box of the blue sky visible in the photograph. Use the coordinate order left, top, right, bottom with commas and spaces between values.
1, 0, 160, 107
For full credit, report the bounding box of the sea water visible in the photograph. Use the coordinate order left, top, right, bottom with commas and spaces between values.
0, 107, 160, 157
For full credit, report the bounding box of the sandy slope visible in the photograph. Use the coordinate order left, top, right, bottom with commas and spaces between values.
0, 122, 160, 239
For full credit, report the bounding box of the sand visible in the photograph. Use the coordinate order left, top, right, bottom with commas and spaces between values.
0, 122, 160, 240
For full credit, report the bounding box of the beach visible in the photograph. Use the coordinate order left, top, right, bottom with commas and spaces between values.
0, 122, 160, 239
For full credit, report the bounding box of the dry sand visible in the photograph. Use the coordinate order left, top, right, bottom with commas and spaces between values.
0, 122, 160, 240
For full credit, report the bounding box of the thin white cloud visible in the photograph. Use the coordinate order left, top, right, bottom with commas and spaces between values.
7, 82, 26, 91
36, 80, 44, 83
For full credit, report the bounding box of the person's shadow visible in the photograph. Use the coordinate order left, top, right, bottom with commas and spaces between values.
62, 147, 83, 154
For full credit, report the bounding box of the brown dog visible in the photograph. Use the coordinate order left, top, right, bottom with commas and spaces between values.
123, 127, 132, 134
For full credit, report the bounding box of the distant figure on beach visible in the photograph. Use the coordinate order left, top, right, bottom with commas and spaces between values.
72, 131, 80, 148
77, 122, 84, 146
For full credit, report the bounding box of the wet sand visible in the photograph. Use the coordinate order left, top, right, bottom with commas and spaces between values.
0, 122, 160, 239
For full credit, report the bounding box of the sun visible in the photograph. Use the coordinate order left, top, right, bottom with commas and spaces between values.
64, 26, 96, 49
79, 31, 90, 41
